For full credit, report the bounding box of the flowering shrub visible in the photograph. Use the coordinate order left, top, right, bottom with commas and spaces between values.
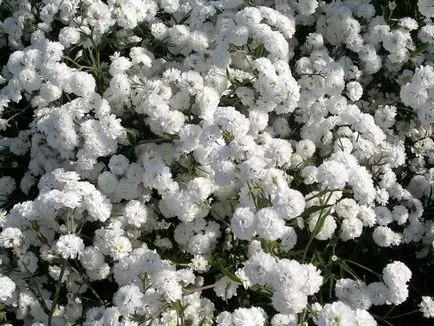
0, 0, 434, 325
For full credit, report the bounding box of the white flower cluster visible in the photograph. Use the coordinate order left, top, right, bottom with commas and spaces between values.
335, 261, 412, 312
316, 301, 377, 326
0, 0, 433, 324
419, 296, 434, 318
243, 244, 323, 315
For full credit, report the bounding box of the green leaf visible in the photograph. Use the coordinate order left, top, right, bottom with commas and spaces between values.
217, 262, 242, 284
257, 196, 271, 209
225, 68, 232, 81
410, 43, 429, 57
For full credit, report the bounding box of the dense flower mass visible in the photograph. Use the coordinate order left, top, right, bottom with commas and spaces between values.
0, 0, 433, 325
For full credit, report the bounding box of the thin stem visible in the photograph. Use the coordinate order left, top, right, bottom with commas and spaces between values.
383, 305, 396, 318
371, 314, 395, 326
47, 261, 67, 326
343, 258, 382, 278
384, 310, 419, 319
184, 283, 216, 295
69, 262, 106, 307
339, 261, 360, 280
305, 188, 339, 202
302, 208, 328, 262
302, 191, 334, 263
62, 55, 92, 70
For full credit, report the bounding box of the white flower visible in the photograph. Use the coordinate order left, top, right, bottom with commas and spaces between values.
54, 234, 85, 259
265, 139, 293, 167
301, 166, 318, 184
100, 114, 123, 139
383, 30, 411, 53
180, 70, 203, 95
272, 117, 291, 137
317, 161, 349, 189
273, 188, 306, 220
69, 71, 96, 98
236, 7, 262, 26
354, 309, 377, 326
49, 264, 70, 282
243, 251, 277, 286
297, 0, 318, 15
367, 282, 389, 305
232, 307, 267, 326
392, 205, 409, 225
113, 284, 144, 316
349, 167, 376, 205
80, 246, 106, 270
270, 259, 306, 290
216, 311, 233, 326
418, 24, 434, 43
190, 255, 209, 273
58, 27, 80, 47
108, 154, 129, 176
296, 139, 316, 158
317, 301, 357, 326
374, 105, 396, 129
400, 83, 428, 109
84, 189, 112, 222
256, 207, 286, 241
110, 236, 132, 260
388, 285, 410, 305
280, 227, 298, 252
109, 53, 132, 75
302, 263, 323, 296
196, 87, 220, 120
340, 217, 363, 241
372, 226, 401, 247
382, 261, 412, 289
124, 200, 148, 227
0, 227, 24, 248
419, 296, 434, 318
214, 106, 250, 138
235, 268, 251, 289
231, 207, 258, 240
272, 287, 307, 314
335, 199, 360, 219
271, 313, 298, 326
17, 68, 41, 92
0, 176, 16, 195
169, 24, 191, 46
0, 275, 16, 303
418, 0, 434, 18
153, 269, 182, 302
309, 214, 337, 240
98, 171, 118, 194
214, 276, 239, 300
335, 279, 372, 310
413, 65, 434, 88
346, 81, 363, 101
187, 177, 214, 201
151, 22, 169, 40
130, 47, 153, 68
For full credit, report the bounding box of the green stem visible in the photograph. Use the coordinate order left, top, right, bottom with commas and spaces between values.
371, 314, 395, 326
305, 188, 339, 202
384, 310, 419, 319
47, 261, 67, 326
184, 283, 216, 295
338, 261, 360, 280
302, 190, 334, 262
62, 55, 92, 70
302, 208, 330, 262
69, 262, 106, 307
343, 258, 382, 278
